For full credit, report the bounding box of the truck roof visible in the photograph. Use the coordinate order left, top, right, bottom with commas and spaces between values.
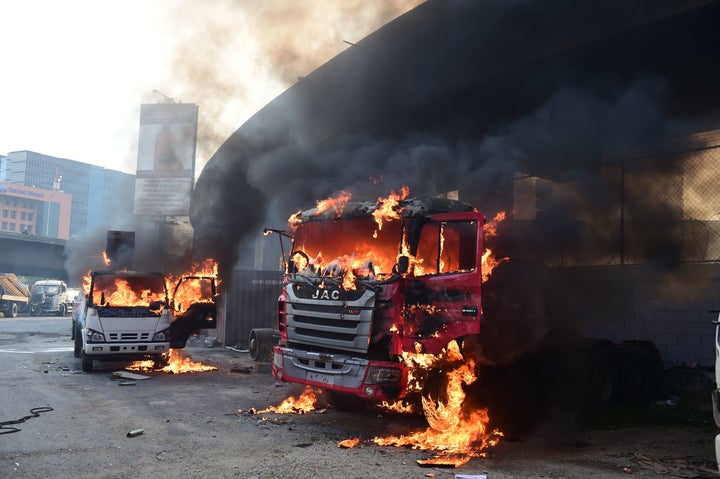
294, 196, 476, 223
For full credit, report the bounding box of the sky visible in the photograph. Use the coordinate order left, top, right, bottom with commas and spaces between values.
0, 0, 424, 176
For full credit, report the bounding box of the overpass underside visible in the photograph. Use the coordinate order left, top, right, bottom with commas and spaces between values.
0, 234, 67, 281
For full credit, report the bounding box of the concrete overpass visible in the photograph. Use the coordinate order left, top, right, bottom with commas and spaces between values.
0, 232, 67, 281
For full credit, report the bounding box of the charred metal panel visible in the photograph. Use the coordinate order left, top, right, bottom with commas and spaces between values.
223, 269, 283, 347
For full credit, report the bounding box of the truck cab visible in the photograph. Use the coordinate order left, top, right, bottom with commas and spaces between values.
73, 270, 172, 372
271, 196, 485, 412
30, 279, 73, 316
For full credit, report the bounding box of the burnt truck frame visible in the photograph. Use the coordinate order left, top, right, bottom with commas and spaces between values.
72, 270, 217, 372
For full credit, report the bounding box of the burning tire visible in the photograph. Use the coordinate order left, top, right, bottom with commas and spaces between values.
422, 368, 455, 430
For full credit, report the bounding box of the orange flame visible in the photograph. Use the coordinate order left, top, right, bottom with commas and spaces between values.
481, 211, 509, 282
338, 438, 361, 448
166, 259, 220, 313
372, 186, 410, 232
128, 349, 217, 373
102, 251, 111, 266
256, 387, 321, 414
316, 190, 352, 216
373, 358, 502, 466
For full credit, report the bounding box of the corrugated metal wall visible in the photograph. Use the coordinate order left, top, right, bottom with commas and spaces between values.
222, 269, 283, 347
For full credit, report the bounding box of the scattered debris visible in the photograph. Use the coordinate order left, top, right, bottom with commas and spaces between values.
118, 381, 136, 386
126, 429, 144, 438
113, 371, 151, 380
631, 452, 720, 478
230, 366, 252, 374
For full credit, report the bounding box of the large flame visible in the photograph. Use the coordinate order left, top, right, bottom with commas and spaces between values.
365, 342, 503, 466
128, 349, 217, 374
287, 188, 411, 290
166, 259, 220, 313
481, 211, 509, 282
372, 185, 409, 232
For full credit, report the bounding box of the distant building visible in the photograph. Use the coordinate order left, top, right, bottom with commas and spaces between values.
0, 181, 72, 238
4, 151, 136, 237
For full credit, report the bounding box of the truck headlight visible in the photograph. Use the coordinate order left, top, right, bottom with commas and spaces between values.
365, 366, 403, 385
87, 329, 105, 342
152, 330, 168, 341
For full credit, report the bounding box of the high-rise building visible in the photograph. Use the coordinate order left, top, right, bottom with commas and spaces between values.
4, 151, 135, 238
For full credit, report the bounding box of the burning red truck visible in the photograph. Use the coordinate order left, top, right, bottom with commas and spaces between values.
266, 189, 505, 424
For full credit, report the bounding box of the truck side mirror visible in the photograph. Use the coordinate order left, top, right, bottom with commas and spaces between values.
396, 256, 409, 274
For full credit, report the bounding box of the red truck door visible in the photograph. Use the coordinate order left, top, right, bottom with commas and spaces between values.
402, 211, 485, 355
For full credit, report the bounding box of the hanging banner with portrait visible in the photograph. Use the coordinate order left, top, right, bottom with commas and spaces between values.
133, 103, 199, 216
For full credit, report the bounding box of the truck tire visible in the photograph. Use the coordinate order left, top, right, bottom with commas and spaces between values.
73, 326, 82, 358
58, 304, 66, 317
8, 302, 18, 318
581, 340, 621, 411
618, 340, 665, 406
249, 328, 276, 362
81, 355, 93, 372
153, 354, 170, 370
422, 368, 458, 431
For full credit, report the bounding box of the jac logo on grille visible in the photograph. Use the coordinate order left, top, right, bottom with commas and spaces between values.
311, 289, 340, 300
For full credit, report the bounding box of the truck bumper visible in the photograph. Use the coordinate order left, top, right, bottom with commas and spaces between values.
83, 342, 170, 361
272, 345, 407, 402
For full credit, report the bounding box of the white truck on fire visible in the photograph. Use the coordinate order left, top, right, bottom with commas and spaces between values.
72, 269, 218, 372
73, 270, 172, 372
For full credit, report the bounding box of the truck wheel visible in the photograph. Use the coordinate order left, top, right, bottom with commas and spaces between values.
8, 303, 18, 318
249, 328, 276, 362
73, 327, 82, 358
422, 368, 458, 431
81, 357, 92, 373
581, 341, 621, 411
153, 354, 169, 370
618, 340, 665, 406
58, 304, 66, 317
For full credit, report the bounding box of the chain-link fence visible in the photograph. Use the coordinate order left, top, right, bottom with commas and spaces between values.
513, 132, 720, 267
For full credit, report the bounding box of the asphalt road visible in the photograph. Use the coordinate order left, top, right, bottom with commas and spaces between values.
0, 316, 718, 479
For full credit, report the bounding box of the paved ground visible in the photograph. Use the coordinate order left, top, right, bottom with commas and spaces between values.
1, 316, 718, 479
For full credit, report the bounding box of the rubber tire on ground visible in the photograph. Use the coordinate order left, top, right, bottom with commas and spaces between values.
8, 303, 18, 318
81, 355, 93, 372
249, 328, 275, 362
